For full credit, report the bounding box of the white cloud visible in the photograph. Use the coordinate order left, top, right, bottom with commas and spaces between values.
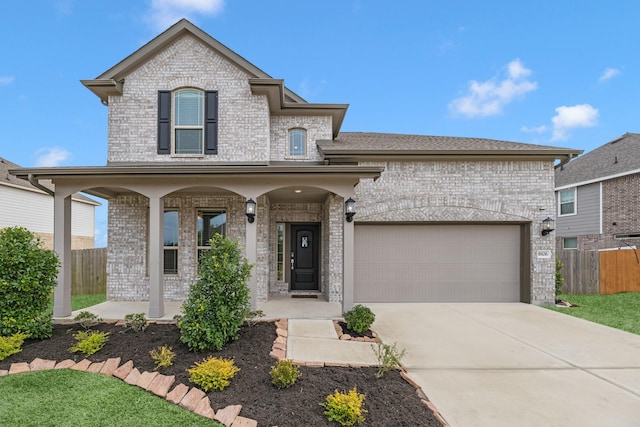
449, 59, 538, 118
599, 67, 620, 82
551, 104, 599, 141
147, 0, 224, 30
0, 76, 15, 86
35, 147, 71, 167
520, 125, 548, 134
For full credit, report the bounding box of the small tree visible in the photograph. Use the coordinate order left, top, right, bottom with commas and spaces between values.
0, 227, 59, 338
178, 234, 253, 351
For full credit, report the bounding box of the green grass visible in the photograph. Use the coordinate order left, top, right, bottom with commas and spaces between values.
548, 292, 640, 335
0, 369, 222, 427
72, 293, 106, 311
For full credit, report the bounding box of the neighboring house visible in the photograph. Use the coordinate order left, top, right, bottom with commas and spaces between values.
1, 156, 99, 249
10, 20, 580, 318
555, 132, 640, 251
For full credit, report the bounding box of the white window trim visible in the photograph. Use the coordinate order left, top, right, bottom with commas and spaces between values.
558, 187, 577, 217
562, 237, 578, 250
172, 88, 205, 157
286, 128, 308, 159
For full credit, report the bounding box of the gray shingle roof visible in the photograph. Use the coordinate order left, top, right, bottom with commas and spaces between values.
319, 132, 579, 154
555, 133, 640, 187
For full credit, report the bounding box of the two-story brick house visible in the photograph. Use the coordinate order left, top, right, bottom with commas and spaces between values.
555, 132, 640, 251
11, 20, 580, 318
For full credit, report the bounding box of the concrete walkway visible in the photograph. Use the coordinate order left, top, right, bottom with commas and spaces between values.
367, 302, 640, 427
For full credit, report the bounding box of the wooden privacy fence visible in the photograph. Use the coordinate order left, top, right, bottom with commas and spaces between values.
71, 248, 107, 295
558, 248, 640, 295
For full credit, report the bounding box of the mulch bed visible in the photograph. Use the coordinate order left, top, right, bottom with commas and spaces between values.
0, 321, 443, 426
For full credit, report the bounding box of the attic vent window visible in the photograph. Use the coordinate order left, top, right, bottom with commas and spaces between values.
615, 233, 640, 239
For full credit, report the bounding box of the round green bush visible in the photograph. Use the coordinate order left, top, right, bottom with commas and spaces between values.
343, 304, 375, 334
0, 227, 59, 339
178, 234, 253, 351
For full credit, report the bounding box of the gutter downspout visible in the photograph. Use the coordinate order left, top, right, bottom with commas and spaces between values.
554, 153, 579, 170
28, 174, 54, 196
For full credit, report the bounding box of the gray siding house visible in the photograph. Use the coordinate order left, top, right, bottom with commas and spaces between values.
555, 132, 640, 251
11, 20, 579, 318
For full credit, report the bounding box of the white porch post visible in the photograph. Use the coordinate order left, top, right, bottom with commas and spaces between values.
53, 193, 72, 317
342, 198, 355, 312
245, 199, 258, 310
148, 195, 165, 318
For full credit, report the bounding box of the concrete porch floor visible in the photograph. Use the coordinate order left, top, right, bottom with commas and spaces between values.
57, 295, 343, 322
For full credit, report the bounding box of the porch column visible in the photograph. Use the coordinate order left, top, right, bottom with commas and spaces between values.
342, 199, 355, 312
245, 199, 258, 310
148, 195, 165, 318
53, 193, 72, 317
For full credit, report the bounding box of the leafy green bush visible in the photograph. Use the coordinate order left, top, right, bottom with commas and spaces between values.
73, 311, 102, 329
0, 332, 28, 361
321, 387, 367, 426
123, 313, 148, 332
178, 234, 253, 351
150, 345, 175, 370
343, 305, 375, 334
187, 356, 239, 392
270, 359, 302, 389
0, 227, 59, 339
69, 330, 110, 356
556, 257, 565, 295
371, 342, 406, 378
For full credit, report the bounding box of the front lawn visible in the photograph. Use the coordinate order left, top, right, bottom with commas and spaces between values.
548, 292, 640, 335
0, 369, 221, 427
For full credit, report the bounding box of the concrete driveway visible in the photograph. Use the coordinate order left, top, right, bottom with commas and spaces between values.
367, 303, 640, 427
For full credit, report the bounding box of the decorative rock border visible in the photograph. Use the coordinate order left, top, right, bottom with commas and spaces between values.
332, 320, 381, 342
0, 357, 257, 427
268, 318, 450, 426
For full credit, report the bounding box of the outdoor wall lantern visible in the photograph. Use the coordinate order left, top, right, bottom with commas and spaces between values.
541, 217, 555, 236
345, 197, 356, 222
246, 198, 256, 223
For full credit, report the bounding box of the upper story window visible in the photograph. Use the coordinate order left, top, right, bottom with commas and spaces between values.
559, 188, 576, 216
289, 129, 307, 157
158, 89, 218, 156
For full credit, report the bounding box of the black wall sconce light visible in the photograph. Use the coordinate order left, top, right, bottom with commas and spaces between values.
345, 197, 356, 222
541, 217, 555, 236
246, 198, 256, 223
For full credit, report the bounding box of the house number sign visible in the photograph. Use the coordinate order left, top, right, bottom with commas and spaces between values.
536, 250, 552, 259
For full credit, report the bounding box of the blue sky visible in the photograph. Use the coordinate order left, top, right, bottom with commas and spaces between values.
2, 1, 639, 247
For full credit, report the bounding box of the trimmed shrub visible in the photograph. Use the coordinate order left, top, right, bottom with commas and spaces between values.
321, 387, 367, 426
150, 345, 175, 370
343, 305, 375, 334
74, 311, 102, 329
0, 332, 28, 361
69, 330, 110, 356
270, 359, 302, 389
123, 313, 148, 332
0, 227, 59, 339
178, 234, 253, 351
187, 356, 239, 392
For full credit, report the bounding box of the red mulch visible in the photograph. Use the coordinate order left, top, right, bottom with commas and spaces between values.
0, 321, 443, 426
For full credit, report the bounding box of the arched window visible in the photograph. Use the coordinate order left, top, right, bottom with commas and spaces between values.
289, 128, 306, 157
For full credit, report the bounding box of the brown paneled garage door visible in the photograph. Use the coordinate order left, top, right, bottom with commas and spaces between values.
354, 224, 521, 303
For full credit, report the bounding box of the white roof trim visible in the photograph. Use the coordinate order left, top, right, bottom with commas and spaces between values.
555, 167, 640, 191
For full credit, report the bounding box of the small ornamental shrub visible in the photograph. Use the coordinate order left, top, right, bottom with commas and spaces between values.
69, 330, 110, 356
187, 356, 239, 392
123, 313, 148, 332
372, 342, 406, 378
150, 345, 175, 370
321, 387, 367, 426
555, 257, 565, 296
74, 311, 102, 329
0, 227, 59, 339
246, 309, 265, 327
343, 305, 375, 334
270, 359, 302, 389
178, 234, 253, 351
0, 332, 28, 361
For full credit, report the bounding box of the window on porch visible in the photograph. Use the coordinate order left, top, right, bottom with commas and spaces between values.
163, 210, 179, 274
197, 209, 227, 261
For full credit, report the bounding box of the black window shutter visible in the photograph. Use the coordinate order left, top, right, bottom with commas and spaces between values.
157, 90, 171, 154
204, 90, 218, 154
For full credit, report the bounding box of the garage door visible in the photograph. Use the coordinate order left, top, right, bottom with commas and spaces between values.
354, 224, 521, 303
